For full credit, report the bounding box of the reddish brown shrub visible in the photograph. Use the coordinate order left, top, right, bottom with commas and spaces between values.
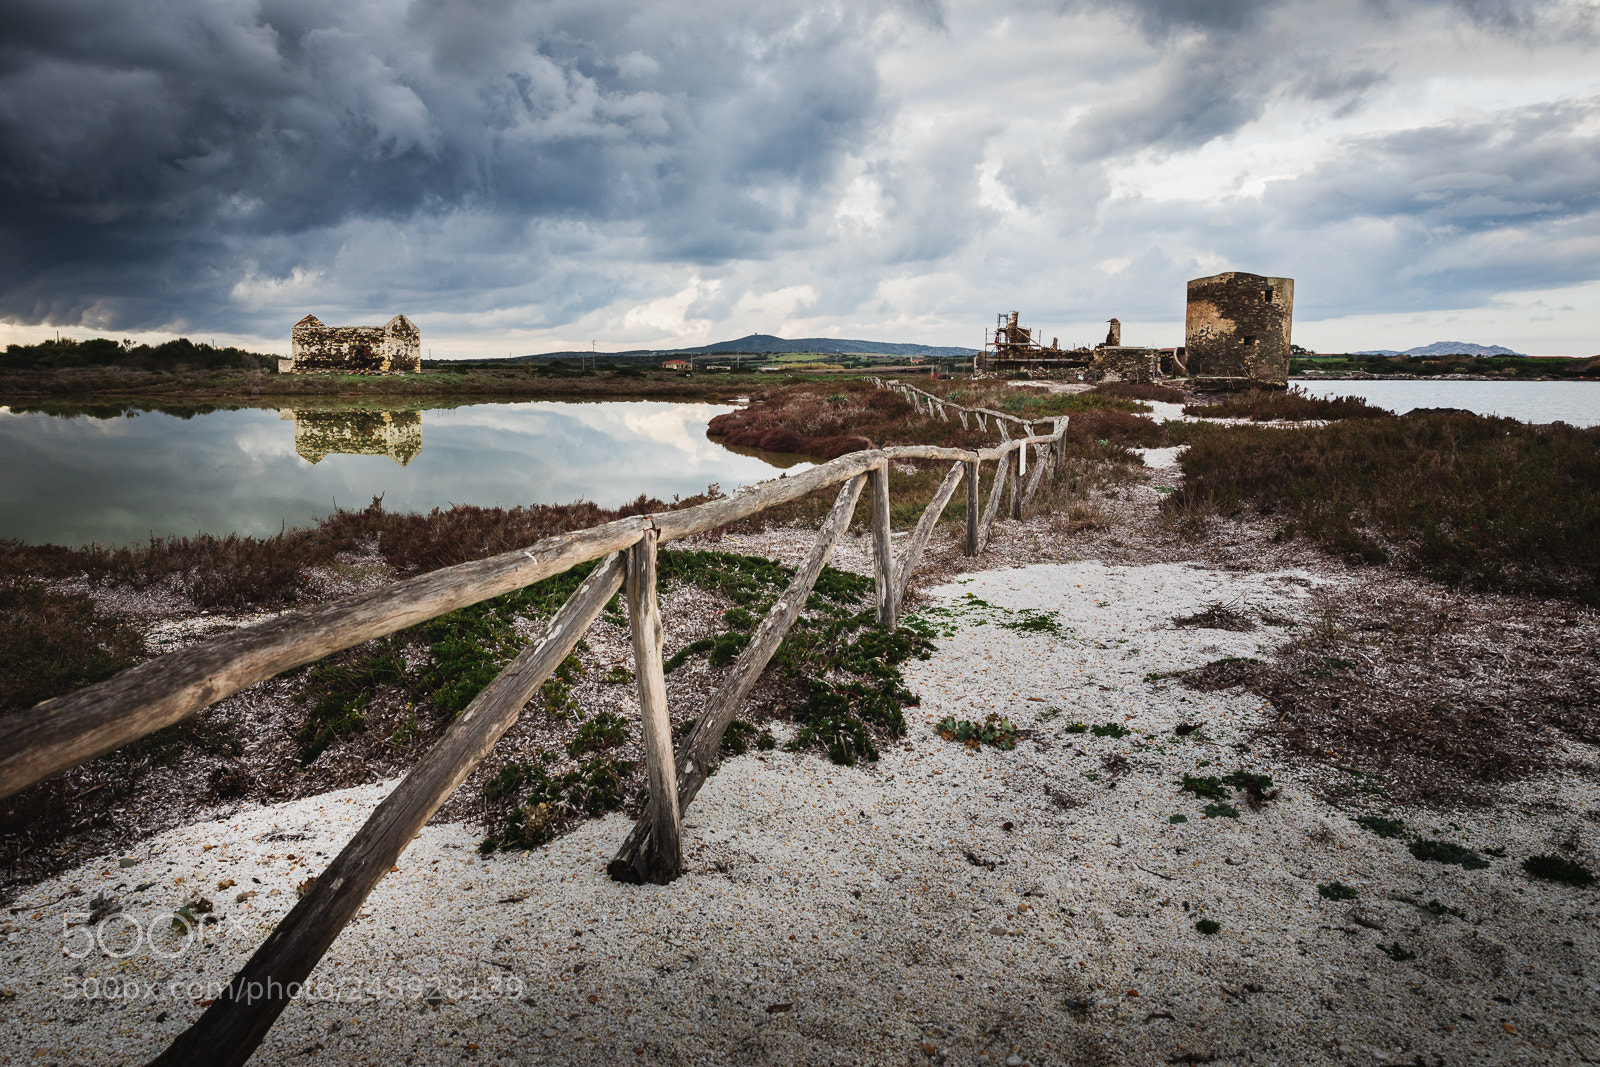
866, 391, 913, 416
1064, 409, 1168, 448
1091, 381, 1187, 404
1184, 388, 1391, 422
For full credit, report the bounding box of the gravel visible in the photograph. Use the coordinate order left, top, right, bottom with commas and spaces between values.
4, 558, 1596, 1065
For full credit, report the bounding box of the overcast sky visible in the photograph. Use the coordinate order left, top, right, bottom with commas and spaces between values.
2, 0, 1598, 357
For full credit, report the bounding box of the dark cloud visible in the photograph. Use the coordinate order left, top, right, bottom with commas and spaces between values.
1257, 95, 1600, 308
0, 0, 900, 330
0, 0, 1595, 347
1268, 97, 1600, 231
1060, 0, 1580, 161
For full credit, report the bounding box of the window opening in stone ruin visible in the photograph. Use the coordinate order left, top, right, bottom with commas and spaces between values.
1262, 289, 1275, 302
1242, 336, 1257, 346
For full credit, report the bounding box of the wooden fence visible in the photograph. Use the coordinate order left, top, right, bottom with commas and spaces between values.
868, 376, 1042, 438
0, 401, 1070, 1067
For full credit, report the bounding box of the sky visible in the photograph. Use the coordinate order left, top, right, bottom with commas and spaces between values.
2, 0, 1598, 359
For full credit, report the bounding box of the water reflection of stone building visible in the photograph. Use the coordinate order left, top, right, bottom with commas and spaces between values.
280, 408, 423, 466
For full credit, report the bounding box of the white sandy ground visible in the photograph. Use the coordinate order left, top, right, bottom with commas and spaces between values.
4, 562, 1599, 1066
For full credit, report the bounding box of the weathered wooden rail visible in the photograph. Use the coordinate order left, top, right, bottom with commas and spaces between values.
868, 375, 1044, 437
0, 398, 1070, 1067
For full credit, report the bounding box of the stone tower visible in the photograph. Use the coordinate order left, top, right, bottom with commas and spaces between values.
1184, 272, 1293, 389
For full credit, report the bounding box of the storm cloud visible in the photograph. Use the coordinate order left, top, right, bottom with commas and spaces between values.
0, 1, 902, 328
1, 0, 1597, 352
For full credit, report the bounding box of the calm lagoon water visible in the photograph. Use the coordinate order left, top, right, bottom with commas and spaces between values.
0, 400, 809, 548
1292, 379, 1600, 427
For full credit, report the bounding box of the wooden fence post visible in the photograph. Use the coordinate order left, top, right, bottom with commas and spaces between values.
964, 459, 981, 555
625, 530, 681, 884
1020, 443, 1050, 516
870, 462, 897, 628
1008, 446, 1024, 520
608, 475, 866, 881
894, 462, 964, 606
148, 553, 630, 1067
978, 448, 1010, 552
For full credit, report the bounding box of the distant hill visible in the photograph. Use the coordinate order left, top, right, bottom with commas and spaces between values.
675, 333, 978, 358
480, 333, 979, 363
1353, 342, 1527, 358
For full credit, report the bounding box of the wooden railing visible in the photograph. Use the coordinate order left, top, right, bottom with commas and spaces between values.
868, 375, 1043, 437
0, 404, 1070, 1067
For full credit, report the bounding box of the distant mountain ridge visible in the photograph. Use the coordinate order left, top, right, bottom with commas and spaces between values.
486, 333, 979, 362
1353, 341, 1527, 357
674, 333, 977, 357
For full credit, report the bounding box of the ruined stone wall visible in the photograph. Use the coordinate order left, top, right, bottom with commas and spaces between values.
286, 314, 420, 374
1091, 346, 1162, 383
1184, 272, 1293, 389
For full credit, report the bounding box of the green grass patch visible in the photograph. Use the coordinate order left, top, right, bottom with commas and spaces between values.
998, 609, 1066, 637
1355, 814, 1406, 839
1222, 770, 1274, 794
294, 637, 409, 764
478, 756, 634, 853
1522, 854, 1595, 887
720, 720, 759, 755
1202, 802, 1240, 819
1195, 919, 1221, 935
568, 712, 628, 757
1180, 774, 1230, 801
1318, 881, 1358, 901
1408, 839, 1491, 870
936, 713, 1019, 751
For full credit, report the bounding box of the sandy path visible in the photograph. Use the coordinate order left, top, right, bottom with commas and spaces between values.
5, 559, 1595, 1066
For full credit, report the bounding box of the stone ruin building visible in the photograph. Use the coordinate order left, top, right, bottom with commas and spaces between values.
282, 314, 421, 374
1184, 271, 1294, 389
977, 271, 1293, 389
279, 407, 422, 466
983, 311, 1086, 374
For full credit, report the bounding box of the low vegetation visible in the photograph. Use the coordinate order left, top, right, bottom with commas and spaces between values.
1088, 381, 1188, 404
1177, 768, 1278, 818
1184, 583, 1599, 807
0, 491, 719, 611
936, 713, 1019, 751
1522, 854, 1595, 887
0, 338, 759, 402
705, 380, 971, 458
0, 580, 144, 711
1291, 352, 1600, 380
1407, 838, 1491, 870
1168, 411, 1600, 604
1, 336, 277, 374
473, 548, 933, 851
1182, 387, 1393, 422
